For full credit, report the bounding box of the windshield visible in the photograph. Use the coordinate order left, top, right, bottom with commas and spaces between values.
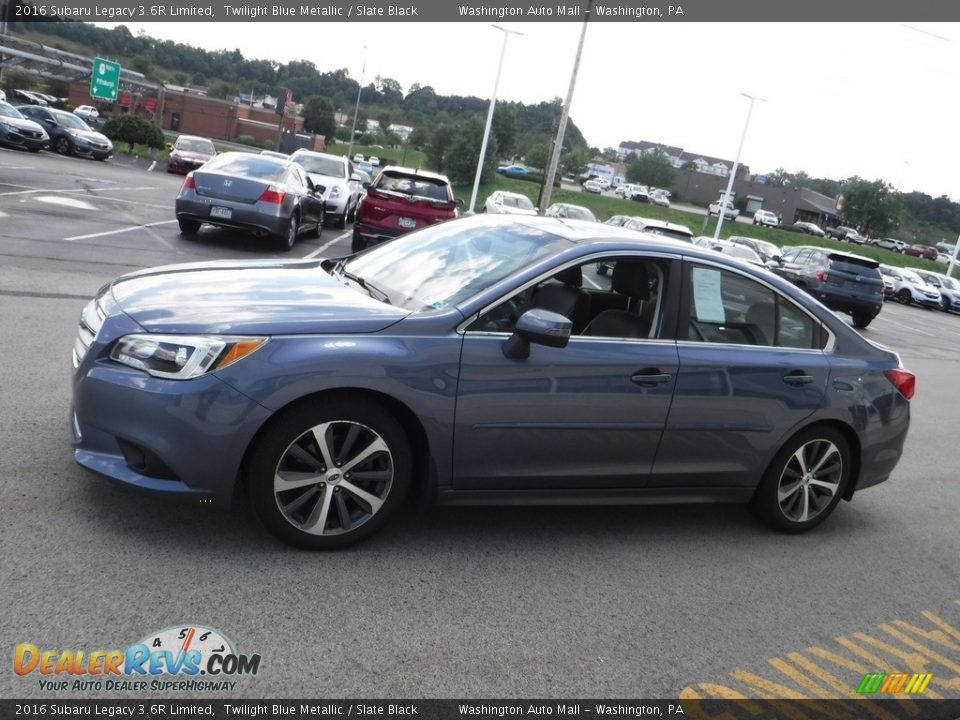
502, 195, 534, 210
901, 269, 925, 284
204, 153, 287, 181
52, 111, 91, 131
343, 221, 571, 311
292, 154, 346, 178
565, 206, 596, 222
176, 137, 216, 154
0, 102, 24, 119
940, 276, 958, 290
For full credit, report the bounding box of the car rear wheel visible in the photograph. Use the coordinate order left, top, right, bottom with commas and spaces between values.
246, 399, 411, 549
750, 426, 850, 533
851, 312, 873, 329
896, 289, 912, 305
55, 137, 72, 155
178, 219, 201, 235
277, 214, 298, 251
351, 229, 365, 254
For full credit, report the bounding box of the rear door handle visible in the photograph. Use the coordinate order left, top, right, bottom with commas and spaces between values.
783, 372, 814, 386
631, 369, 673, 387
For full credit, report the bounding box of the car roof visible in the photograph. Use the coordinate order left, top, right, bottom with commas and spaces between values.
290, 149, 346, 162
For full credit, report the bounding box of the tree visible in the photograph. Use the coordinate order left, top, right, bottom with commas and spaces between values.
170, 72, 189, 87
767, 167, 790, 187
626, 149, 676, 188
424, 124, 455, 173
560, 147, 589, 176
129, 54, 154, 77
206, 80, 237, 100
444, 117, 498, 184
302, 96, 336, 139
839, 178, 904, 236
524, 142, 549, 171
377, 111, 394, 135
492, 105, 517, 159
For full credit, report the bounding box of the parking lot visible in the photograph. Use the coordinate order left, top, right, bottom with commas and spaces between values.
1, 148, 959, 701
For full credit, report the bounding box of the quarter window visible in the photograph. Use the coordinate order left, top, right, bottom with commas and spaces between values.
685, 265, 821, 349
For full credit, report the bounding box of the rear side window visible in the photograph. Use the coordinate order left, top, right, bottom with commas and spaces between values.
685, 264, 823, 349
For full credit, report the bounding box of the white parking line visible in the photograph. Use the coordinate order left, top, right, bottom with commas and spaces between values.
65, 220, 179, 241
873, 313, 937, 337
147, 161, 157, 172
302, 230, 351, 259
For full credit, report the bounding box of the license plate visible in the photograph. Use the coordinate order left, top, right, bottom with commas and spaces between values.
210, 206, 232, 219
398, 216, 416, 229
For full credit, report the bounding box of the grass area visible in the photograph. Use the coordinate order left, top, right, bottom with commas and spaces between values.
323, 142, 426, 169
452, 174, 948, 274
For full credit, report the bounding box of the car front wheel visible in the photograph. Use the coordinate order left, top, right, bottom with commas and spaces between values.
750, 426, 850, 533
896, 289, 912, 305
246, 399, 412, 549
55, 137, 72, 155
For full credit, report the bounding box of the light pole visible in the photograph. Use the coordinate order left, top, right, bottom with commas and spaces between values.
539, 1, 593, 213
468, 24, 523, 215
347, 47, 367, 160
713, 92, 765, 240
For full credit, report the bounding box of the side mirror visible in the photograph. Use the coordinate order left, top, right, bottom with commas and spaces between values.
457, 198, 465, 207
166, 143, 173, 152
362, 181, 371, 189
502, 309, 572, 360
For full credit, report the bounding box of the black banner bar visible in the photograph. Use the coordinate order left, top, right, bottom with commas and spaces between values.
7, 0, 960, 22
3, 699, 960, 720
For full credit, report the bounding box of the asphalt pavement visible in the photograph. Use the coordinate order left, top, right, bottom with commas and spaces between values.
1, 148, 958, 702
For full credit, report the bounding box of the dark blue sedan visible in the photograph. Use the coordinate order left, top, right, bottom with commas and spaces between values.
70, 216, 914, 548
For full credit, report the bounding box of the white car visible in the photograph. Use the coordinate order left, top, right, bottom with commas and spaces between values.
481, 191, 537, 216
74, 105, 100, 124
708, 199, 739, 220
582, 179, 603, 194
650, 191, 670, 208
597, 177, 611, 191
701, 239, 766, 268
615, 183, 636, 198
915, 270, 960, 312
369, 156, 380, 167
289, 149, 361, 228
753, 209, 780, 227
0, 90, 5, 102
352, 153, 364, 163
879, 265, 941, 309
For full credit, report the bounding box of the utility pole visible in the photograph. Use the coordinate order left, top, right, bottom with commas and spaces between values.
713, 93, 765, 240
347, 48, 367, 160
539, 0, 593, 213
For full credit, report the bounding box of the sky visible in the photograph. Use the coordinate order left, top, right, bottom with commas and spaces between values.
95, 21, 960, 200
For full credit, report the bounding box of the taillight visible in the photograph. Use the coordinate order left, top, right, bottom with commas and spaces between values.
884, 368, 916, 400
259, 186, 286, 204
182, 173, 195, 190
816, 269, 826, 282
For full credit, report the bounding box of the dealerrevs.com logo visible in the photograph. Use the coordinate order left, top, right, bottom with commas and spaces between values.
13, 625, 261, 692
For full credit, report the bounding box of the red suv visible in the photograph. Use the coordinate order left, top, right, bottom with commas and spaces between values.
352, 166, 461, 252
904, 243, 938, 260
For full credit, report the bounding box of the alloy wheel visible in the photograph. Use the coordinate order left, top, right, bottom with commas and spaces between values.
776, 439, 842, 523
273, 420, 394, 536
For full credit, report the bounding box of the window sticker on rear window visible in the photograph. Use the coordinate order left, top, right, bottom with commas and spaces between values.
692, 266, 725, 323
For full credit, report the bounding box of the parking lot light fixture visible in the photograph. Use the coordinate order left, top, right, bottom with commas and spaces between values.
468, 24, 523, 215
347, 47, 367, 161
713, 92, 765, 240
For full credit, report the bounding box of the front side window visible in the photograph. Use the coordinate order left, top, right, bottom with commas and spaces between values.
685, 264, 821, 349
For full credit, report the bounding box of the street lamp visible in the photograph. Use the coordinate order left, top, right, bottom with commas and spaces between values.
713, 92, 765, 240
468, 24, 523, 215
347, 47, 367, 160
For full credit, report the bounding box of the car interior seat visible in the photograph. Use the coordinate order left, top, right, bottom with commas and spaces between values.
583, 261, 654, 339
528, 265, 591, 333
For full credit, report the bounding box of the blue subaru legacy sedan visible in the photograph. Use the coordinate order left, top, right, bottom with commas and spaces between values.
70, 215, 914, 549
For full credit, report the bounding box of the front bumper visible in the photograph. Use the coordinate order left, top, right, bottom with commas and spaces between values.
0, 127, 48, 150
72, 356, 272, 508
353, 221, 403, 247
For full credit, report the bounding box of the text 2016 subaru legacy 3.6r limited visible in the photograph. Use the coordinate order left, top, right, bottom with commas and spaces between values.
70, 216, 914, 549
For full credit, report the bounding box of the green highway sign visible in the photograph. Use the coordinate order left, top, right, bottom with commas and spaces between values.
90, 57, 121, 102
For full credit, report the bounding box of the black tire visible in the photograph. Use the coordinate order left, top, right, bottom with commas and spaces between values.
851, 312, 873, 329
896, 289, 912, 305
941, 298, 950, 313
346, 204, 356, 224
55, 136, 72, 156
351, 229, 365, 254
334, 212, 347, 229
277, 213, 298, 251
750, 425, 850, 533
245, 398, 412, 549
178, 219, 201, 235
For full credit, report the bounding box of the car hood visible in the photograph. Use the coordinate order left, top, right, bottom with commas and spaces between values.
306, 172, 347, 190
109, 259, 409, 335
1, 115, 46, 134
73, 129, 111, 145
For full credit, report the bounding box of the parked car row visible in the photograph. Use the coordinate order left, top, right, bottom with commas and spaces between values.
0, 101, 113, 160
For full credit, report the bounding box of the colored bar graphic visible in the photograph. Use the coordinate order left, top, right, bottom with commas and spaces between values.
857, 672, 932, 694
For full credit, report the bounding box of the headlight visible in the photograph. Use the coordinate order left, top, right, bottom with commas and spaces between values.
0, 120, 14, 133
110, 335, 266, 380
328, 185, 342, 199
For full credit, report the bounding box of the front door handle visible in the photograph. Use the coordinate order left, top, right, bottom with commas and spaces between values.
783, 371, 814, 386
631, 369, 672, 387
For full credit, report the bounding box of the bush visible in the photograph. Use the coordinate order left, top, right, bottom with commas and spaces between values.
262, 139, 275, 151
234, 135, 258, 147
100, 115, 166, 151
